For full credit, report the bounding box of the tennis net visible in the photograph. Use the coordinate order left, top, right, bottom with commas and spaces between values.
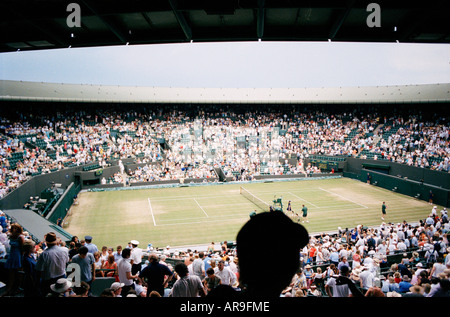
240, 186, 271, 212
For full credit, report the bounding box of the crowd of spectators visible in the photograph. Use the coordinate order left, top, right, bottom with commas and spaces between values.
0, 104, 449, 298
1, 104, 448, 199
360, 116, 449, 171
1, 203, 449, 298
281, 204, 450, 297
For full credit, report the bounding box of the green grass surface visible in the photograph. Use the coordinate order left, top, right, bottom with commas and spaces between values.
65, 177, 439, 250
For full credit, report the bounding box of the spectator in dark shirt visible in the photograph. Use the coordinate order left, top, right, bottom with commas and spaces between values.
139, 253, 174, 297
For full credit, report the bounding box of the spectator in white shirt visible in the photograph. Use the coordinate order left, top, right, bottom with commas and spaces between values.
214, 260, 236, 287
397, 240, 407, 252
359, 267, 375, 290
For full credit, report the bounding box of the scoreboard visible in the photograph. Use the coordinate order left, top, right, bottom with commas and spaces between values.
310, 159, 339, 171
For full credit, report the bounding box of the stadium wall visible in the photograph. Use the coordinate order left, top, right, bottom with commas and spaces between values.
0, 166, 80, 210
345, 157, 449, 189
343, 157, 450, 207
74, 165, 121, 187
0, 164, 124, 211
360, 169, 450, 207
45, 182, 81, 224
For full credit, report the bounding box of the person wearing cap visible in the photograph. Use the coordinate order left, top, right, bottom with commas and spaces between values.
47, 278, 73, 297
232, 211, 309, 297
359, 266, 375, 291
398, 275, 413, 293
304, 264, 314, 288
133, 278, 147, 297
411, 262, 426, 284
440, 208, 448, 223
36, 232, 70, 296
387, 290, 402, 297
110, 282, 125, 297
307, 283, 322, 297
431, 205, 438, 216
350, 265, 362, 284
403, 284, 425, 297
130, 240, 143, 275
84, 235, 98, 254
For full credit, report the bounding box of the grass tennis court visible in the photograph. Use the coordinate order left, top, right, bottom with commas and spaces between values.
65, 177, 439, 250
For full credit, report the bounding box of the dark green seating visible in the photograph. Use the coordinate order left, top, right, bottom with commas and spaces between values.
90, 277, 116, 297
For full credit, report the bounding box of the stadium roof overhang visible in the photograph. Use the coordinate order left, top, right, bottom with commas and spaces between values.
1, 80, 449, 104
1, 0, 449, 53
2, 1, 449, 105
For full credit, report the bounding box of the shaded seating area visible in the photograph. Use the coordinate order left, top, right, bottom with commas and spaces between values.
89, 277, 116, 297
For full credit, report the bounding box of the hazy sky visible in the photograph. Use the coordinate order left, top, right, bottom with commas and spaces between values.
1, 41, 449, 88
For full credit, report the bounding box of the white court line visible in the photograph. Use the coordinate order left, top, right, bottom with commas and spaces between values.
288, 192, 320, 208
155, 205, 373, 227
150, 194, 241, 202
193, 198, 209, 218
318, 187, 369, 209
148, 201, 365, 227
147, 197, 157, 226
313, 203, 366, 209
157, 211, 252, 224
150, 200, 254, 208
155, 217, 240, 227
147, 188, 321, 202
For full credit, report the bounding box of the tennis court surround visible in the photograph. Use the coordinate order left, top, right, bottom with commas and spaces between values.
65, 176, 438, 250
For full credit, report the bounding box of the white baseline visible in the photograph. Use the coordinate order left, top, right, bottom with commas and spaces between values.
147, 197, 157, 226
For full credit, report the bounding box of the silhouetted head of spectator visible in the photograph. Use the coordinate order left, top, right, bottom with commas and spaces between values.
77, 246, 88, 257
174, 262, 189, 278
236, 211, 309, 297
121, 247, 131, 259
